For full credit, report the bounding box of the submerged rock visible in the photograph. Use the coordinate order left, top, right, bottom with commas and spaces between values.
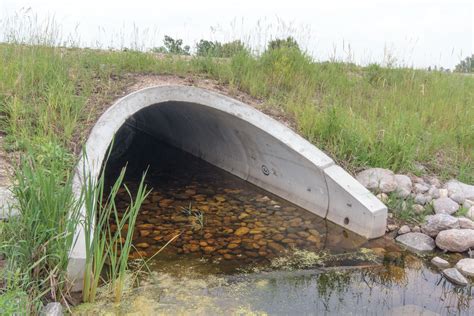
421, 214, 459, 237
431, 256, 450, 269
432, 197, 460, 215
395, 232, 435, 252
455, 258, 474, 277
356, 168, 397, 193
435, 229, 474, 252
442, 268, 468, 286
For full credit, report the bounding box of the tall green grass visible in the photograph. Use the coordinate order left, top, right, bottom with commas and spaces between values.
82, 163, 149, 303
0, 145, 80, 313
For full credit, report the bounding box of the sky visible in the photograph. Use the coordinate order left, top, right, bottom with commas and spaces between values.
1, 0, 473, 69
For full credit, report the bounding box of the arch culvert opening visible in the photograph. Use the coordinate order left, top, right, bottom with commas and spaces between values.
101, 101, 371, 272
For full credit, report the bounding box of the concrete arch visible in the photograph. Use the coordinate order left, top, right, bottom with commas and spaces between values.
68, 85, 387, 286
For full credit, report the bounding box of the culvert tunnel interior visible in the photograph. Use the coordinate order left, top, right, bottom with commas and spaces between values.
106, 100, 332, 220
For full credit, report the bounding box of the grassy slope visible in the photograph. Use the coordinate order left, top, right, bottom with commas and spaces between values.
0, 43, 472, 182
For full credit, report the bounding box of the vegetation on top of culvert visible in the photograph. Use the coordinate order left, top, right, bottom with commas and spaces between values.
0, 14, 473, 314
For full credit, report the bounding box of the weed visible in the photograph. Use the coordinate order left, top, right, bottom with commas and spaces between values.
82, 160, 149, 303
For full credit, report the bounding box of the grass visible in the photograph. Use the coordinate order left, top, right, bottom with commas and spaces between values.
0, 43, 472, 183
82, 160, 149, 304
0, 145, 81, 313
0, 12, 472, 313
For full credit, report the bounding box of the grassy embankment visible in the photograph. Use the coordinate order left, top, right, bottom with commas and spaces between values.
0, 31, 472, 313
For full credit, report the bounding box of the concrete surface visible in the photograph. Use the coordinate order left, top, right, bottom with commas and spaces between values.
68, 85, 387, 289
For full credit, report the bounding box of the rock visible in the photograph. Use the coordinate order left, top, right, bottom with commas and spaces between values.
414, 194, 432, 205
432, 197, 460, 215
431, 256, 450, 269
234, 227, 250, 236
428, 187, 440, 199
458, 217, 474, 229
387, 224, 399, 232
136, 242, 149, 248
395, 232, 435, 252
455, 258, 474, 277
238, 213, 249, 220
445, 180, 474, 204
442, 268, 468, 286
268, 242, 286, 253
412, 226, 421, 233
376, 193, 389, 203
41, 303, 63, 316
394, 174, 412, 198
306, 235, 320, 243
356, 168, 397, 193
468, 206, 474, 221
427, 177, 442, 188
413, 204, 425, 214
414, 183, 430, 194
421, 214, 459, 237
463, 199, 474, 209
398, 225, 411, 235
435, 229, 474, 252
438, 188, 448, 198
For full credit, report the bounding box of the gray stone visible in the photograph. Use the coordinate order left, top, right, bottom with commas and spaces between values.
468, 206, 474, 221
376, 192, 389, 203
356, 168, 397, 193
463, 199, 474, 209
41, 302, 63, 316
428, 187, 440, 199
414, 183, 430, 194
435, 229, 474, 252
438, 188, 448, 198
413, 204, 425, 214
433, 197, 460, 215
394, 174, 412, 198
431, 256, 450, 268
398, 225, 411, 235
0, 187, 18, 220
396, 232, 435, 252
421, 214, 459, 237
455, 258, 474, 277
412, 225, 421, 233
427, 177, 441, 188
445, 180, 474, 204
442, 268, 468, 286
415, 194, 432, 205
458, 217, 474, 230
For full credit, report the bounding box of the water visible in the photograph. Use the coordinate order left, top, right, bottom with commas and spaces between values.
77, 132, 474, 315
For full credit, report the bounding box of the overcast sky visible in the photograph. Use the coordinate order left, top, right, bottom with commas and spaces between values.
1, 0, 472, 69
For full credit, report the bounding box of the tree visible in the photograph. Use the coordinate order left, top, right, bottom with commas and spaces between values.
195, 39, 247, 57
454, 55, 473, 73
152, 35, 190, 55
267, 36, 300, 52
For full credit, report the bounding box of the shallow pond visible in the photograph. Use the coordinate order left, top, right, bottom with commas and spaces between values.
76, 133, 474, 315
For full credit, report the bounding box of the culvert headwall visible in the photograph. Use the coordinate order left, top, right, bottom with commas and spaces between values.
68, 85, 387, 288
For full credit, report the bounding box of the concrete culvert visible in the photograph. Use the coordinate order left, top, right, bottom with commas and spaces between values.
68, 85, 387, 288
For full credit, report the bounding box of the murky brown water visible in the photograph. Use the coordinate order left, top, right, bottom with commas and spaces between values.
79, 132, 474, 315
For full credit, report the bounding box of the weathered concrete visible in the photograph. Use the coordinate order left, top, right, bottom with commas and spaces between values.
68, 85, 387, 288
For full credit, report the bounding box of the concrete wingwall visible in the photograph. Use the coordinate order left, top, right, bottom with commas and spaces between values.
68, 85, 387, 287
